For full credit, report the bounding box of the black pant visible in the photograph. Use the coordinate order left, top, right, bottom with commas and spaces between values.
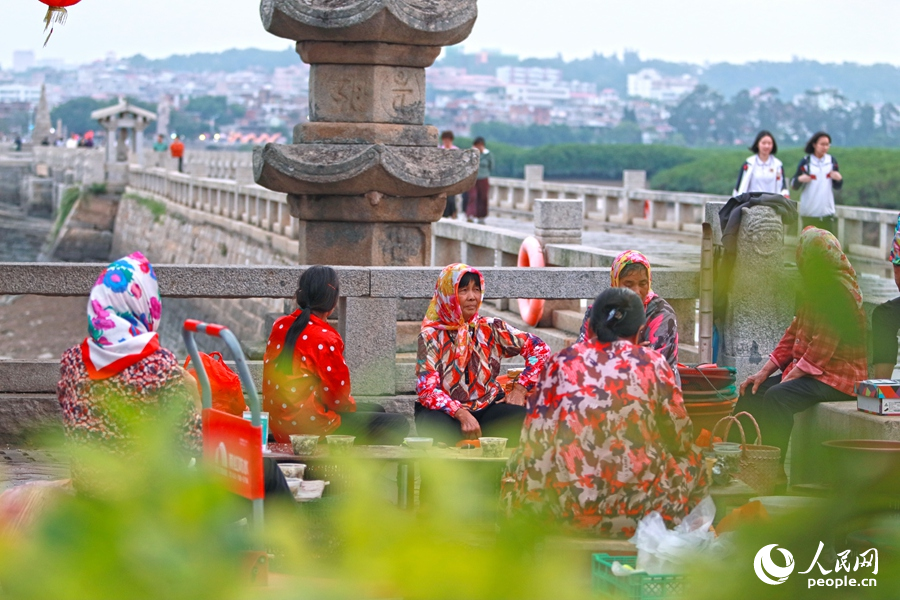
731, 374, 853, 462
414, 401, 526, 446
333, 402, 409, 445
801, 215, 837, 236
872, 297, 900, 365
443, 195, 457, 218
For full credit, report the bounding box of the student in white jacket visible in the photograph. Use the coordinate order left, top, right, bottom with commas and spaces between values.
733, 130, 790, 197
790, 131, 843, 236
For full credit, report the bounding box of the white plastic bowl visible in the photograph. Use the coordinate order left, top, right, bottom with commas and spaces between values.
404, 437, 434, 450
750, 496, 828, 519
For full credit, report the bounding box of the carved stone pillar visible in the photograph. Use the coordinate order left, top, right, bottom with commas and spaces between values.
254, 0, 480, 266
719, 206, 796, 381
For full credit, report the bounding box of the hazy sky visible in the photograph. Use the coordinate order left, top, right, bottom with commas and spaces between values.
2, 0, 898, 68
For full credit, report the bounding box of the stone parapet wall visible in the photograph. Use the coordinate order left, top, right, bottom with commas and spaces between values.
111, 193, 300, 350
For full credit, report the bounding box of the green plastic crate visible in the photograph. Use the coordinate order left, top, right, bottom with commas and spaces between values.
592, 554, 686, 600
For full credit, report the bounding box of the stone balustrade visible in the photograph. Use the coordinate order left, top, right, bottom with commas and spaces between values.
0, 263, 699, 442
489, 170, 900, 269
23, 148, 900, 266
127, 166, 298, 240
31, 146, 105, 186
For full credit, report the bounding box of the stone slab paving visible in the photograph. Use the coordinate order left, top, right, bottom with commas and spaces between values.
479, 214, 701, 269
0, 446, 69, 491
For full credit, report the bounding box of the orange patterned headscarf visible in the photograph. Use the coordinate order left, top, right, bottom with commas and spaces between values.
611, 250, 657, 307
422, 263, 485, 370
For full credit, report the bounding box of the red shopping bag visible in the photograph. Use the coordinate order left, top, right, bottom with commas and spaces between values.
185, 352, 246, 416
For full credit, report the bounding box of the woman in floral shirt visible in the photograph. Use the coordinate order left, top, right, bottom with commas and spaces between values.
57, 252, 203, 488
416, 263, 551, 444
505, 288, 707, 538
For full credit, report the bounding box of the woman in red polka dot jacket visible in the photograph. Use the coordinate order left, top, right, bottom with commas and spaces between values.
263, 266, 409, 444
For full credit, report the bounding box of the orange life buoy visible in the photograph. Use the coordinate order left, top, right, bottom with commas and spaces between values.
517, 236, 545, 326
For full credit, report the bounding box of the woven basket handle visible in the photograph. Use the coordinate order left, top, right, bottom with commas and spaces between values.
732, 411, 764, 445
710, 415, 746, 449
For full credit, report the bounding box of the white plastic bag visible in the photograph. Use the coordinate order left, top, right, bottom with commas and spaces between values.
630, 496, 718, 574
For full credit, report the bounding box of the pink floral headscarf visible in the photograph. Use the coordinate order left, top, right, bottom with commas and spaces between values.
421, 263, 485, 373
611, 250, 657, 308
81, 252, 162, 379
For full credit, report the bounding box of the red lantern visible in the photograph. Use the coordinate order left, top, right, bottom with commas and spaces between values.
38, 0, 82, 46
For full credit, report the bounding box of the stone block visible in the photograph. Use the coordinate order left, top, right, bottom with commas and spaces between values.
791, 401, 900, 485
254, 143, 479, 197
524, 164, 544, 183
0, 263, 371, 299
705, 201, 725, 245
339, 297, 397, 396
297, 41, 441, 67
353, 395, 417, 420
534, 198, 584, 232
260, 0, 478, 47
0, 394, 63, 444
0, 360, 59, 394
301, 221, 432, 266
622, 170, 647, 190
394, 361, 417, 394
544, 244, 594, 268
294, 122, 439, 146
552, 309, 586, 335
288, 192, 444, 223
310, 65, 425, 125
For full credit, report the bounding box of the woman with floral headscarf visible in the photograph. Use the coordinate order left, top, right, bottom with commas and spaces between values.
415, 263, 551, 444
57, 253, 291, 501
735, 227, 867, 462
578, 250, 679, 370
57, 253, 202, 483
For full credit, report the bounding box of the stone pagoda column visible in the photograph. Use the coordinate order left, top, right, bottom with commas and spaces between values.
254, 0, 480, 266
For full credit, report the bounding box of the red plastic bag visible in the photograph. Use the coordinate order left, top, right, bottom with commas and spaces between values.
184, 352, 246, 416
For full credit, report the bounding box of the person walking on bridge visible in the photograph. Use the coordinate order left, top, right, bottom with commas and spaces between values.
169, 135, 185, 173
465, 137, 494, 224
733, 130, 789, 197
791, 132, 842, 236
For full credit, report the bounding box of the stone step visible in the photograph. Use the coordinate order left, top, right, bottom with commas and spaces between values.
552, 309, 585, 335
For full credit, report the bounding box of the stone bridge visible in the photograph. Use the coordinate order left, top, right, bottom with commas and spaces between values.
2, 147, 900, 488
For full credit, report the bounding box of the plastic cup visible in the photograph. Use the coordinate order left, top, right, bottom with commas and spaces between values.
290, 434, 320, 457
479, 437, 508, 458
326, 435, 356, 454
243, 410, 269, 451
278, 463, 307, 479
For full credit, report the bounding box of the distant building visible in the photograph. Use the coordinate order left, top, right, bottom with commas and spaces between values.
12, 51, 35, 73
496, 66, 562, 86
626, 69, 697, 103
503, 83, 570, 107
0, 84, 41, 104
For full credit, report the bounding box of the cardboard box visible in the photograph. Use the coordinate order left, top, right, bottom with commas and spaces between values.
855, 380, 900, 415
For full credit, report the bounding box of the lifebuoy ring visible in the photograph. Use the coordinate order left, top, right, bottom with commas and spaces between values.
517, 236, 545, 326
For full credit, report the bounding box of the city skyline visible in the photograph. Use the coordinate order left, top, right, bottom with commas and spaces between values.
2, 0, 898, 69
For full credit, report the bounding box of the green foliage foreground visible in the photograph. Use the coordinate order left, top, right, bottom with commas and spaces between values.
2, 412, 899, 599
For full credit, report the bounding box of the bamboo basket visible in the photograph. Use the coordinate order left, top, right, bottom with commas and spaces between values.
712, 412, 782, 495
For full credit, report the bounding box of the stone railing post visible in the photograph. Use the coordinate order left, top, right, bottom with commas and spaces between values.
533, 198, 583, 325
718, 205, 795, 381
338, 296, 398, 397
